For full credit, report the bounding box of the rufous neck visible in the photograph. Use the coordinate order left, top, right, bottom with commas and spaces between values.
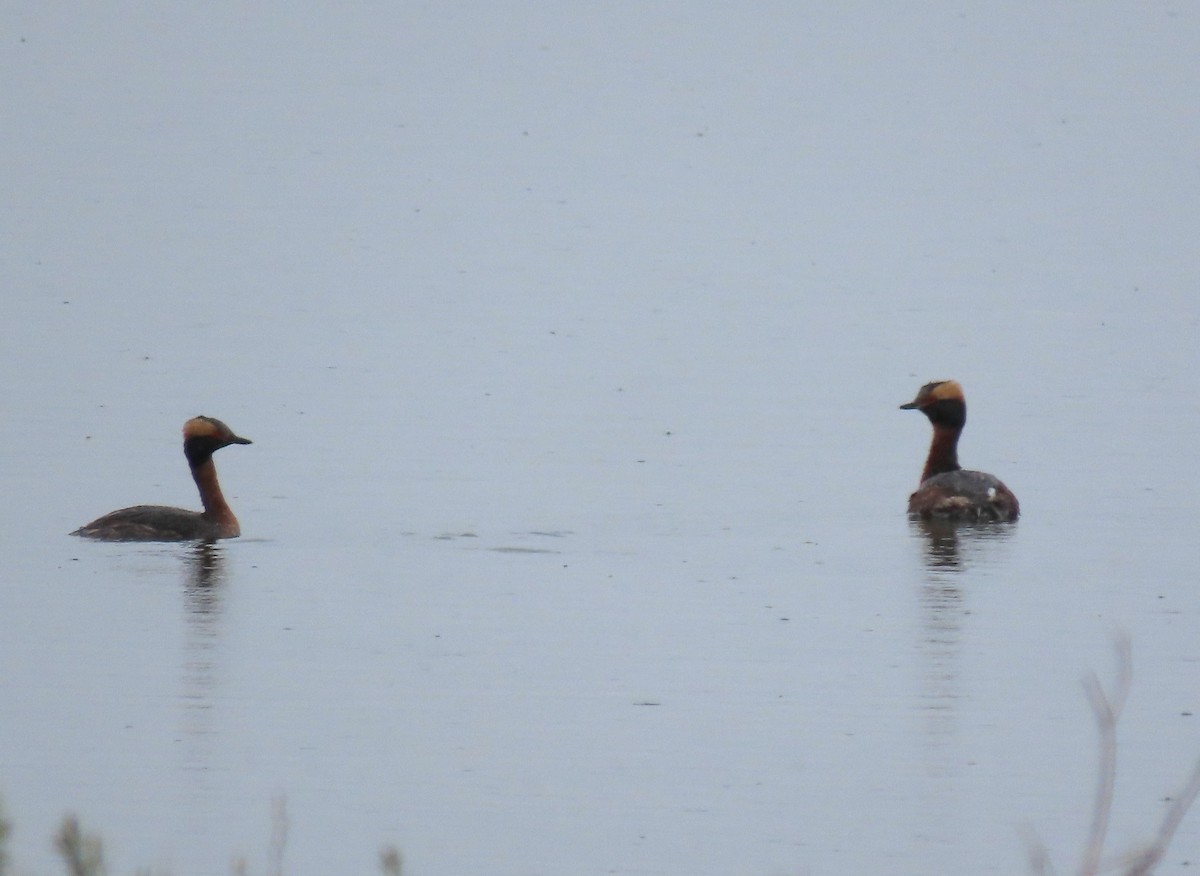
191, 458, 239, 533
921, 424, 962, 482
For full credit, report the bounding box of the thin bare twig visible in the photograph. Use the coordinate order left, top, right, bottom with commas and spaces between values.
1020, 823, 1055, 876
1078, 635, 1132, 876
1118, 754, 1200, 876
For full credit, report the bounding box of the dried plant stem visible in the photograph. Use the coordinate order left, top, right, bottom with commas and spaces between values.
1020, 824, 1054, 876
379, 845, 404, 876
1120, 754, 1200, 876
0, 795, 9, 876
55, 816, 105, 876
1078, 634, 1132, 876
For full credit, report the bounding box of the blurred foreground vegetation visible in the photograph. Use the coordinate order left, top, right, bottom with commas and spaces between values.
0, 797, 402, 876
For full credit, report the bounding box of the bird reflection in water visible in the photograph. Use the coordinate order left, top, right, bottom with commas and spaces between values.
180, 541, 229, 771
185, 540, 228, 613
911, 516, 1017, 569
909, 517, 1017, 772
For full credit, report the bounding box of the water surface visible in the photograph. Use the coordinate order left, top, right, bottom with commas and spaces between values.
3, 4, 1200, 875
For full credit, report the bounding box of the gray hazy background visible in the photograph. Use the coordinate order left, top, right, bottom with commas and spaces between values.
3, 4, 1200, 875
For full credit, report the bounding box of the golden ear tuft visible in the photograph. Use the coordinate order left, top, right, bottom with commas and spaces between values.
926, 380, 964, 403
902, 379, 966, 410
182, 416, 221, 439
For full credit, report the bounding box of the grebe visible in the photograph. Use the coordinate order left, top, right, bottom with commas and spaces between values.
900, 380, 1019, 522
72, 416, 252, 542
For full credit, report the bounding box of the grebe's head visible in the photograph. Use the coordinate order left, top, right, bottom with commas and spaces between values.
183, 416, 252, 465
900, 380, 966, 428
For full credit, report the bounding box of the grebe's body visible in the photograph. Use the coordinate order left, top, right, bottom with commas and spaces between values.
73, 416, 252, 542
901, 380, 1019, 522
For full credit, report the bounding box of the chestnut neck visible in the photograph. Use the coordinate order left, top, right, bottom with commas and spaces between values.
191, 457, 240, 536
921, 423, 962, 483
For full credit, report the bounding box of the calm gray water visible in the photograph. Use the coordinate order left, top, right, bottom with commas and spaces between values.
3, 5, 1200, 875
